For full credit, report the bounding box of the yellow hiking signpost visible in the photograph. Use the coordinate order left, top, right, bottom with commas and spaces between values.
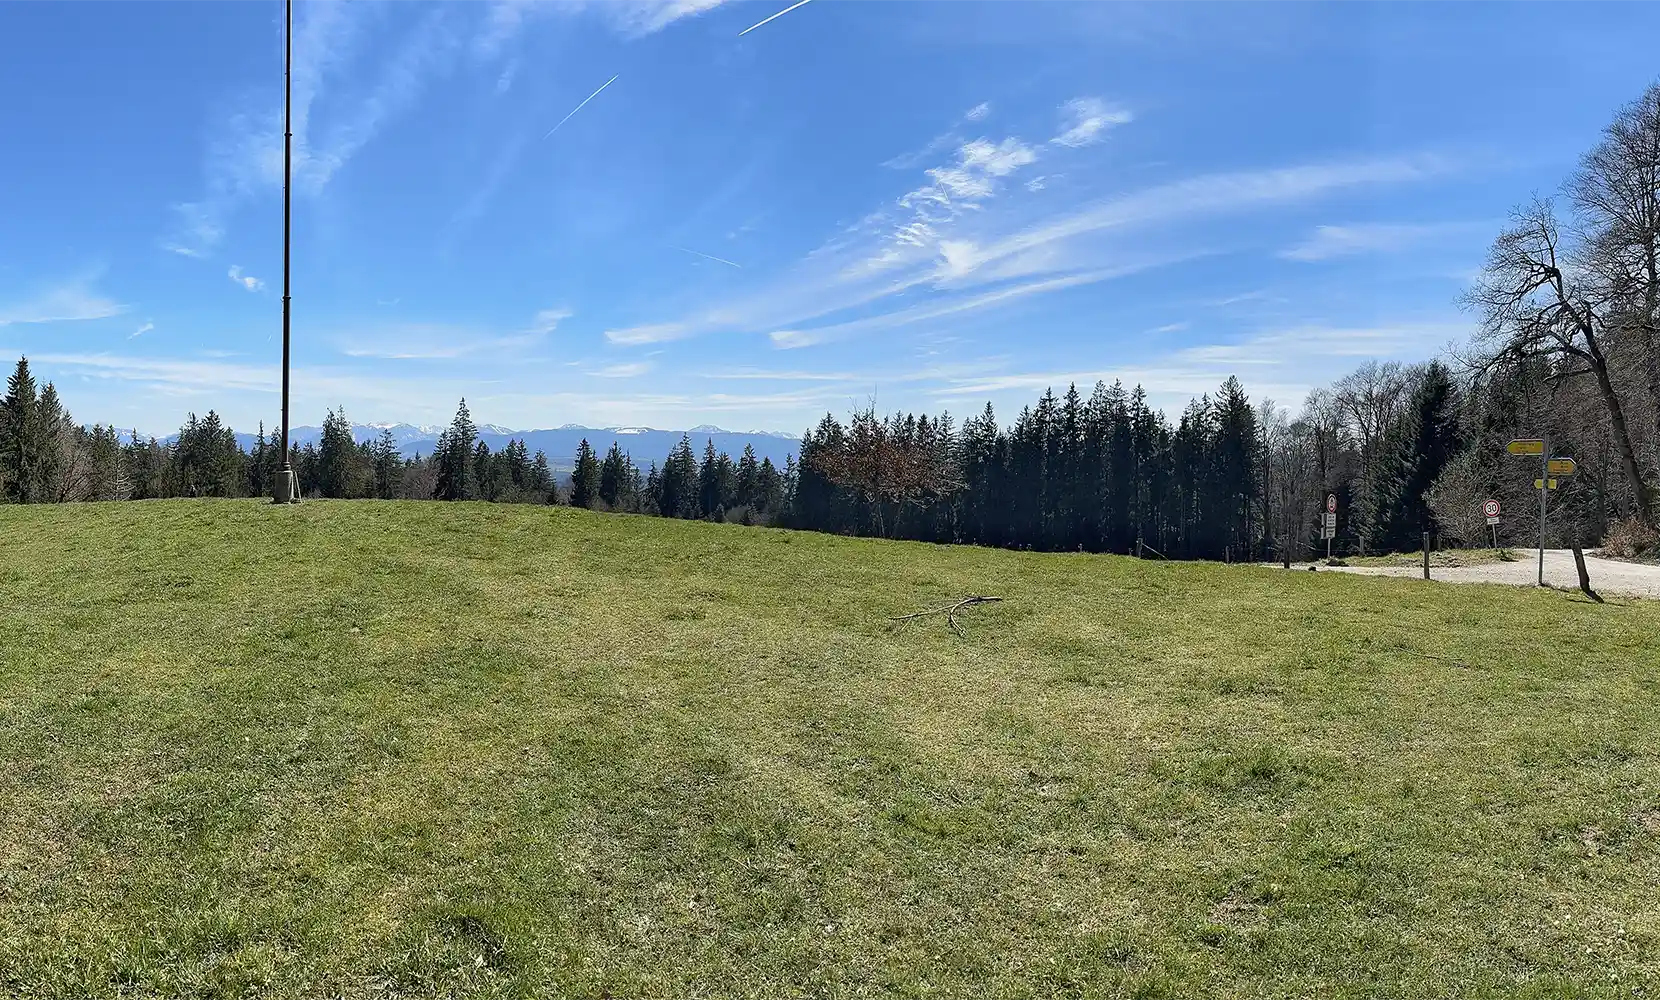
1508, 438, 1574, 587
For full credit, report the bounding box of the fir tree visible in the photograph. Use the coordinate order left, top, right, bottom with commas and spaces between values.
371, 427, 401, 499
318, 408, 356, 498
736, 444, 760, 510
570, 439, 600, 509
756, 456, 782, 516
434, 398, 477, 500
659, 435, 698, 518
530, 450, 553, 500
598, 442, 627, 509
0, 356, 42, 502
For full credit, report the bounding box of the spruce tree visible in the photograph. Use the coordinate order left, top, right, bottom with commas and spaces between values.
623, 454, 642, 512
371, 427, 400, 499
474, 441, 502, 501
33, 382, 69, 502
318, 408, 356, 498
570, 439, 600, 509
644, 461, 662, 515
249, 423, 269, 497
0, 357, 41, 502
698, 439, 721, 519
756, 457, 782, 516
736, 444, 760, 510
598, 442, 626, 509
530, 450, 553, 499
660, 435, 698, 518
1374, 362, 1463, 551
434, 399, 477, 500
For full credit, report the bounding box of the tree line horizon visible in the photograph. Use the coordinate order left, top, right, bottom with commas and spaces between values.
3, 83, 1659, 560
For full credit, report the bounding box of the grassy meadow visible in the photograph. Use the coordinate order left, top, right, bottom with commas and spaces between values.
2, 500, 1658, 998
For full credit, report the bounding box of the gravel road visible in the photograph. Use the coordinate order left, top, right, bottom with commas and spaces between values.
1286, 549, 1660, 598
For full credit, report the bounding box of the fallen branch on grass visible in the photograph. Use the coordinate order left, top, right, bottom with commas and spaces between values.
890, 596, 1004, 637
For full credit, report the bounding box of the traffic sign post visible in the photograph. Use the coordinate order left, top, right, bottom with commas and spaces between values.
1323, 493, 1337, 559
1484, 498, 1500, 548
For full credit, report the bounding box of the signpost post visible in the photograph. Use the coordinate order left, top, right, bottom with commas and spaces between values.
1323, 493, 1337, 560
1537, 435, 1548, 586
1507, 438, 1576, 587
1484, 498, 1500, 548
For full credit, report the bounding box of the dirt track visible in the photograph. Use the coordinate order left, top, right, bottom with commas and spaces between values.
1283, 549, 1660, 599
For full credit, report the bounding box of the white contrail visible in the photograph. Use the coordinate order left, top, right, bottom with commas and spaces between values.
676, 246, 743, 269
738, 0, 813, 36
543, 74, 619, 139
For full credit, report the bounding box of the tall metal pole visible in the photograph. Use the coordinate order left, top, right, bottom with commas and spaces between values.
276, 0, 296, 502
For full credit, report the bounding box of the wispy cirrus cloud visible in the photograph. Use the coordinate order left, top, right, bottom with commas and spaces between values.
600, 131, 1451, 355
1051, 97, 1132, 148
605, 321, 694, 346
31, 349, 847, 432
168, 4, 452, 254
335, 306, 568, 360
169, 0, 712, 256
927, 318, 1469, 415
336, 323, 547, 361
227, 266, 264, 292
476, 0, 729, 54
929, 153, 1454, 286
768, 262, 1182, 349
129, 321, 155, 340
530, 308, 574, 334
586, 361, 654, 378
0, 275, 124, 327
1278, 221, 1483, 261
854, 136, 1042, 275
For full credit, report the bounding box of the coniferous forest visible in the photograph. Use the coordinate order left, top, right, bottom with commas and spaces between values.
5, 85, 1660, 561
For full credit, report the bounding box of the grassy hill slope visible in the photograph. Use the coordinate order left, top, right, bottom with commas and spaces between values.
2, 500, 1658, 998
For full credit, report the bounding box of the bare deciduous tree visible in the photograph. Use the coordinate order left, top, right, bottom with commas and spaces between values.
1568, 83, 1660, 456
1466, 198, 1657, 525
1334, 361, 1408, 464
1261, 400, 1318, 565
1425, 449, 1494, 547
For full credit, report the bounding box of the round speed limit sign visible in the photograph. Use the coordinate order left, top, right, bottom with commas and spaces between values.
1326, 494, 1337, 513
1483, 499, 1500, 518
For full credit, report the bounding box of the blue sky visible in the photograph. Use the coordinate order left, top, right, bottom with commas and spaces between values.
2, 1, 1658, 437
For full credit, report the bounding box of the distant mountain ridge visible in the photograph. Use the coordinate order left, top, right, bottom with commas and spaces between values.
160, 422, 800, 471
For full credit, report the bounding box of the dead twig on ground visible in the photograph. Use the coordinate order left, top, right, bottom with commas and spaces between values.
891, 595, 1003, 637
1409, 650, 1477, 670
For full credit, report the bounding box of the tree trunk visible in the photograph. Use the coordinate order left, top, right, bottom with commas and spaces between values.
1571, 545, 1603, 602
1645, 237, 1660, 505
1589, 349, 1658, 524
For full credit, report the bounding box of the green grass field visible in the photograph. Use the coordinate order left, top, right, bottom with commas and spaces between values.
3, 500, 1658, 999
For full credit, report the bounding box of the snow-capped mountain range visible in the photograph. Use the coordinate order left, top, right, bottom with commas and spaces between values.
163, 422, 799, 470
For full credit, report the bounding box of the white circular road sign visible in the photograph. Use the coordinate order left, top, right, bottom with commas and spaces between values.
1483, 499, 1501, 518
1327, 494, 1337, 513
